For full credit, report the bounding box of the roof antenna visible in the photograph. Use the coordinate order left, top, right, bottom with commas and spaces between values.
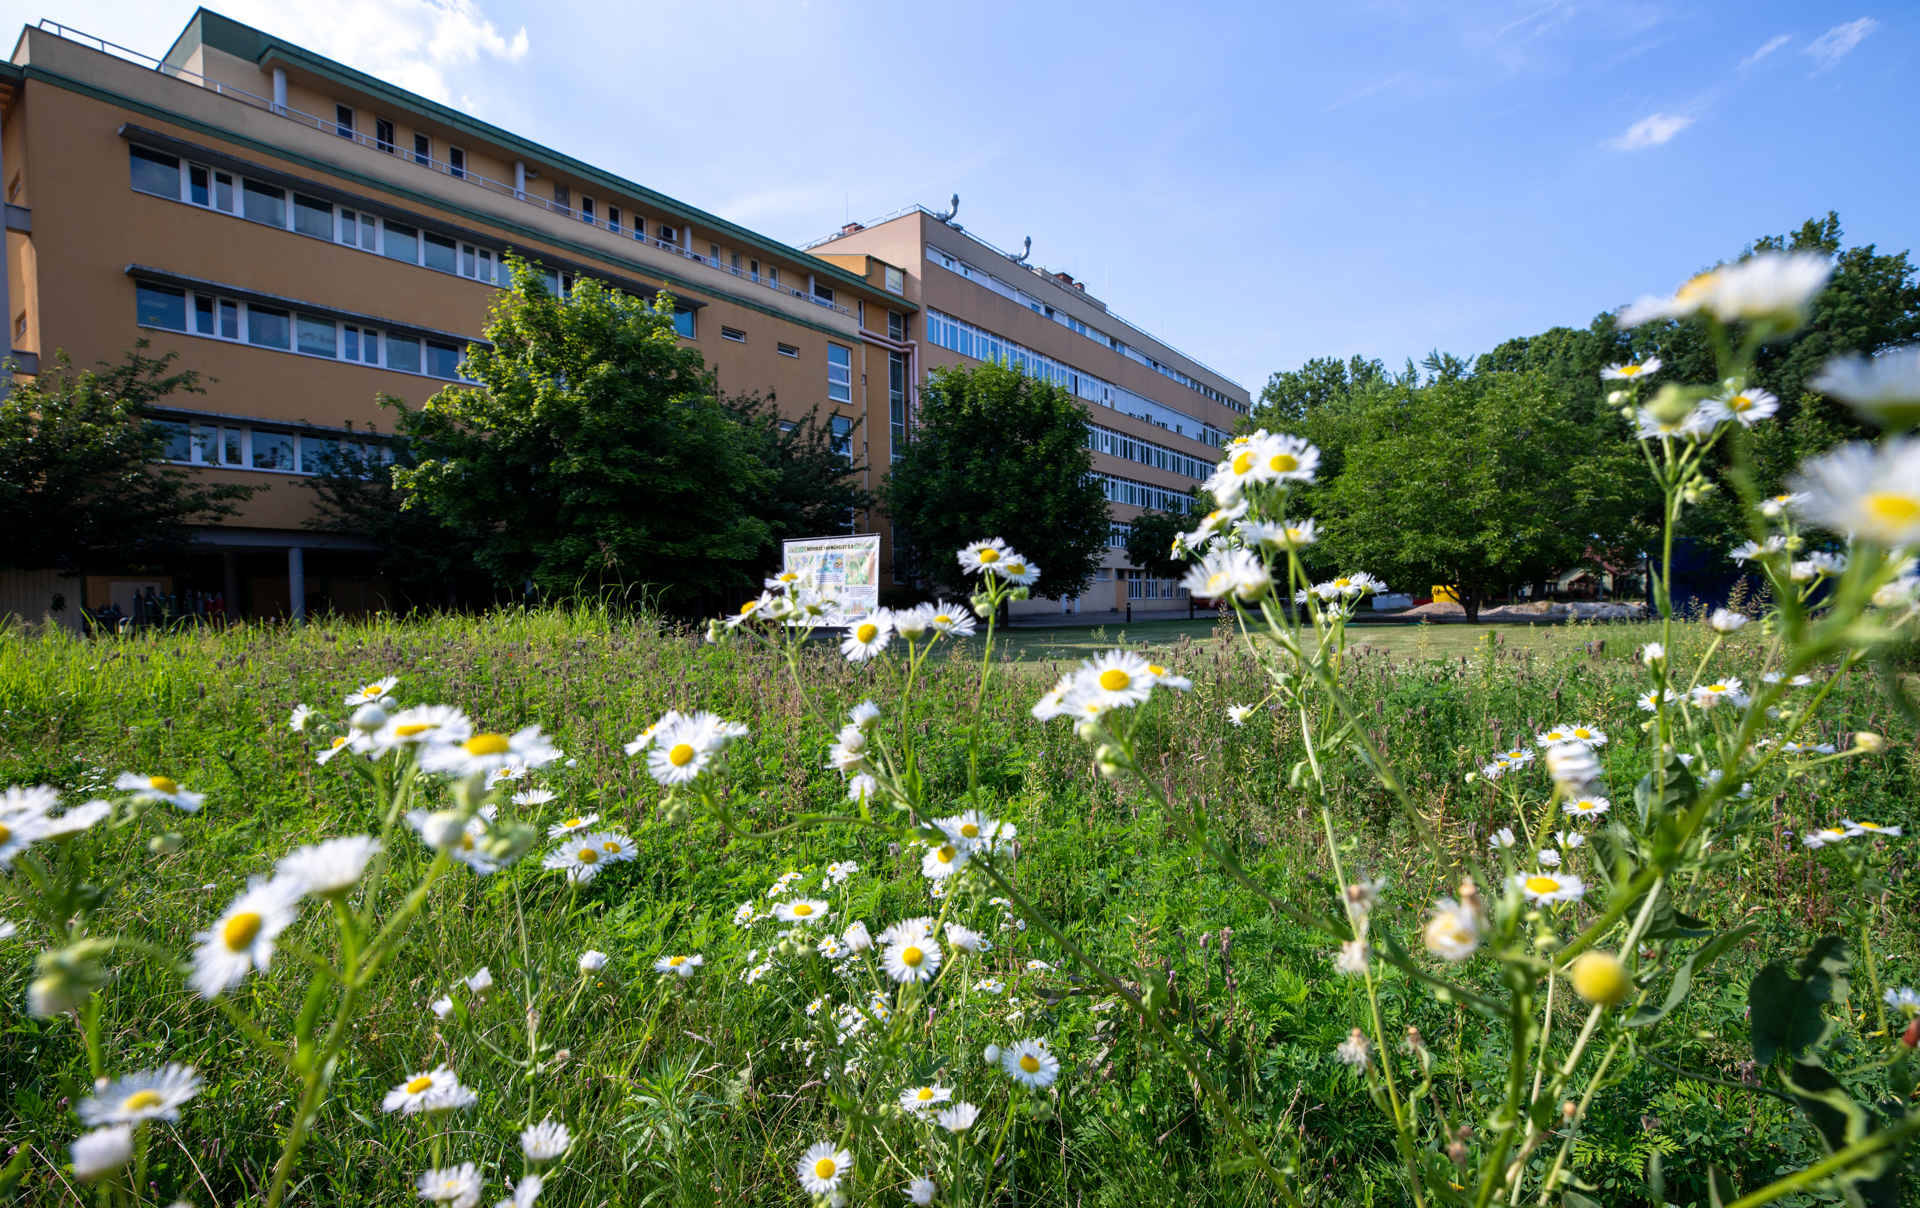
1009, 236, 1031, 265
933, 194, 959, 225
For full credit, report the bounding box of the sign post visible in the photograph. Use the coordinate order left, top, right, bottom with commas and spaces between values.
781, 534, 881, 628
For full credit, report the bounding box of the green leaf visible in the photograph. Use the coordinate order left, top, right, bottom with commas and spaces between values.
1635, 882, 1714, 941
1750, 935, 1850, 1065
1561, 1193, 1603, 1208
1627, 923, 1759, 1027
1777, 1061, 1904, 1207
1633, 749, 1697, 830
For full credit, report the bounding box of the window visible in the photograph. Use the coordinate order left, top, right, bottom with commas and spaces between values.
884, 265, 904, 294
413, 133, 431, 165
219, 299, 238, 339
385, 333, 421, 373
777, 342, 799, 358
710, 243, 721, 264
673, 309, 695, 339
749, 258, 760, 281
213, 171, 234, 213
888, 350, 906, 461
247, 305, 290, 350
344, 325, 381, 364
887, 311, 905, 342
297, 314, 337, 357
136, 283, 186, 330
827, 344, 852, 403
252, 429, 296, 471
188, 165, 209, 206
658, 224, 676, 243
375, 119, 395, 152
155, 420, 192, 462
424, 232, 457, 273
293, 194, 333, 240
553, 185, 571, 212
449, 147, 465, 179
730, 252, 741, 271
814, 283, 836, 305
425, 340, 462, 379
242, 179, 286, 228
219, 426, 243, 466
129, 146, 180, 198
608, 206, 621, 235
13, 311, 24, 340
769, 267, 780, 286
721, 327, 746, 343
334, 105, 354, 137
383, 221, 419, 264
829, 415, 853, 459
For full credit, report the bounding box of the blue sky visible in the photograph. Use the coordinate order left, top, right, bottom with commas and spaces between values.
11, 0, 1915, 394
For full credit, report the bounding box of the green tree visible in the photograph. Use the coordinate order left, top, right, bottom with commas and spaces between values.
392, 259, 770, 605
0, 342, 255, 572
1317, 370, 1641, 621
881, 361, 1108, 600
302, 427, 483, 609
719, 392, 877, 576
1122, 505, 1193, 583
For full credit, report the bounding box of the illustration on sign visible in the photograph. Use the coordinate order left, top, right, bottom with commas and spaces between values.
781, 534, 881, 627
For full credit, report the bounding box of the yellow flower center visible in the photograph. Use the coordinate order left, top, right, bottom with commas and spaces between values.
1206, 572, 1231, 595
577, 848, 599, 864
458, 833, 475, 850
1334, 578, 1351, 588
779, 573, 797, 582
1525, 876, 1562, 895
1573, 728, 1591, 738
1675, 271, 1719, 303
793, 903, 813, 916
1232, 451, 1257, 475
1005, 562, 1026, 575
1729, 394, 1752, 411
602, 841, 621, 854
668, 743, 696, 767
223, 911, 263, 951
855, 623, 879, 643
122, 1090, 164, 1111
917, 1087, 934, 1101
1099, 669, 1131, 691
564, 817, 584, 828
934, 614, 952, 624
1863, 491, 1920, 525
405, 1075, 435, 1094
960, 822, 980, 838
977, 548, 1000, 564
394, 723, 431, 737
814, 1158, 838, 1180
669, 955, 686, 966
1149, 664, 1167, 675
740, 599, 759, 614
0, 823, 8, 843
330, 737, 348, 749
901, 945, 924, 967
464, 734, 510, 755
936, 845, 957, 865
1269, 452, 1298, 473
1020, 1053, 1041, 1073
150, 776, 179, 794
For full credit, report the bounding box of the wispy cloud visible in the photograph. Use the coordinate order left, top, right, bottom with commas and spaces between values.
1321, 66, 1421, 114
1804, 18, 1877, 70
221, 0, 529, 106
1740, 34, 1792, 68
1606, 112, 1694, 151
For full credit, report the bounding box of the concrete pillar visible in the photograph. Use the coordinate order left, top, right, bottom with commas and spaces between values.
514, 159, 525, 200
272, 67, 287, 114
222, 552, 240, 623
287, 546, 305, 624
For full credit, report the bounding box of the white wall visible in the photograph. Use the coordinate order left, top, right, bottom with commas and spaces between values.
0, 569, 85, 635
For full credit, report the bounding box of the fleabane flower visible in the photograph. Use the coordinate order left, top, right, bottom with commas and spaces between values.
1075, 650, 1156, 710
1241, 517, 1317, 550
1690, 678, 1750, 709
1424, 899, 1479, 960
1636, 406, 1712, 442
1488, 827, 1516, 850
344, 676, 399, 708
1563, 795, 1611, 819
1179, 500, 1249, 548
420, 726, 559, 779
939, 810, 1016, 852
1621, 252, 1831, 328
114, 772, 205, 813
191, 877, 301, 997
1811, 346, 1920, 430
796, 1143, 851, 1195
1002, 1038, 1060, 1088
384, 1065, 463, 1115
622, 710, 684, 756
1883, 986, 1920, 1016
1789, 439, 1920, 548
1842, 820, 1903, 838
921, 841, 968, 879
521, 1118, 572, 1162
416, 1163, 482, 1206
1708, 608, 1750, 633
882, 930, 942, 983
957, 537, 1012, 574
1029, 673, 1079, 722
908, 1177, 938, 1204
542, 833, 624, 884
1802, 825, 1850, 850
276, 835, 381, 899
70, 1126, 133, 1182
1698, 386, 1779, 427
899, 1084, 953, 1112
654, 953, 704, 978
994, 553, 1041, 586
945, 923, 988, 953
40, 800, 111, 841
1511, 871, 1585, 905
1544, 743, 1601, 791
546, 813, 600, 838
645, 714, 720, 786
0, 785, 55, 865
1601, 358, 1662, 380
775, 899, 830, 924
578, 950, 607, 973
77, 1065, 202, 1126
289, 704, 315, 731
926, 601, 977, 635
891, 604, 935, 641
936, 1102, 981, 1133
1226, 704, 1255, 726
371, 704, 472, 755
1182, 547, 1271, 603
840, 615, 894, 663
1636, 688, 1677, 712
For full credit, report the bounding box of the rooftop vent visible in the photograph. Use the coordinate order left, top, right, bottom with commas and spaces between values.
841, 222, 865, 235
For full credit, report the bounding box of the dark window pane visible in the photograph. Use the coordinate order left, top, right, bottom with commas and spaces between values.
135, 283, 186, 330
385, 334, 420, 373
242, 179, 286, 227
252, 430, 296, 471
425, 340, 461, 379
297, 314, 336, 357
423, 232, 457, 272
189, 165, 209, 207
153, 420, 192, 462
383, 222, 418, 263
294, 194, 333, 239
129, 147, 179, 198
674, 308, 694, 338
194, 295, 214, 334
247, 306, 291, 350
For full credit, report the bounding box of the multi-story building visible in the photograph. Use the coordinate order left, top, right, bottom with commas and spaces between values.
0, 11, 1248, 627
810, 208, 1250, 616
0, 11, 917, 622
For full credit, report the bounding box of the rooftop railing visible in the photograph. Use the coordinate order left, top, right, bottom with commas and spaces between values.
36, 20, 857, 319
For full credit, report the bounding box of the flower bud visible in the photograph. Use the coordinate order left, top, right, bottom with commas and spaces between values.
420, 810, 467, 850
1853, 731, 1887, 754
983, 1043, 1001, 1065
1646, 385, 1695, 425
1606, 390, 1626, 405
148, 832, 185, 855
1570, 951, 1633, 1006
27, 939, 114, 1017
351, 703, 389, 732
1075, 721, 1100, 743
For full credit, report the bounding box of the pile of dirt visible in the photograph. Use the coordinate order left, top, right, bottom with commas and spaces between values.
1393, 600, 1645, 622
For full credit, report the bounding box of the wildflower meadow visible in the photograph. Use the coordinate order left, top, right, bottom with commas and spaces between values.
2, 253, 1919, 1206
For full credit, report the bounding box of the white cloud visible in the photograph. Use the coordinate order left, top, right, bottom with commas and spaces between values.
1606, 112, 1694, 151
217, 0, 528, 105
1804, 18, 1876, 70
1740, 34, 1791, 69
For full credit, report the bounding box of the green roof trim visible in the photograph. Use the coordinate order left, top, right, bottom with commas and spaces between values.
159, 7, 884, 300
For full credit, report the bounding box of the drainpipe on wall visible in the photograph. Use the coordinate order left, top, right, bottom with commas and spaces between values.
857, 327, 919, 428
271, 68, 287, 115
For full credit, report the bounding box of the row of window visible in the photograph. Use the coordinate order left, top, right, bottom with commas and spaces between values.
926, 246, 1246, 414
1088, 422, 1208, 481
1121, 570, 1189, 600
153, 416, 389, 476
1108, 523, 1130, 548
130, 147, 696, 339
924, 308, 1225, 445
135, 283, 468, 378
1097, 472, 1192, 514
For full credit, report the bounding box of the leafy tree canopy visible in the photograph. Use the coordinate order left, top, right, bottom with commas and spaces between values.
881, 361, 1109, 600
1122, 504, 1194, 583
0, 342, 255, 573
719, 392, 876, 576
392, 258, 771, 605
302, 427, 483, 608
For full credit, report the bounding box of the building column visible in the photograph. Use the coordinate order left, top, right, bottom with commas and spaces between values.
287, 546, 305, 624
272, 67, 287, 114
222, 552, 240, 623
514, 159, 526, 200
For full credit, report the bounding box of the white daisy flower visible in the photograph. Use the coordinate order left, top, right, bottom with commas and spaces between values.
420, 726, 560, 779
1600, 358, 1662, 380
1698, 387, 1779, 428
776, 899, 831, 924
191, 877, 300, 997
1335, 939, 1369, 975
899, 1083, 953, 1112
1489, 828, 1516, 850
622, 710, 685, 756
1029, 673, 1079, 722
1635, 405, 1714, 442
891, 604, 935, 641
840, 616, 894, 662
1178, 500, 1249, 548
731, 901, 759, 926
590, 832, 637, 864
416, 1162, 482, 1206
817, 936, 848, 959
921, 842, 968, 879
344, 676, 399, 708
796, 1143, 851, 1196
842, 921, 874, 953
1424, 899, 1479, 961
957, 537, 1012, 574
515, 1118, 571, 1164
1181, 547, 1271, 603
70, 1125, 133, 1182
1556, 830, 1586, 849
371, 705, 471, 754
1811, 346, 1920, 429
974, 977, 1005, 994
430, 995, 454, 1020
542, 837, 612, 883
1690, 679, 1750, 709
1075, 650, 1156, 710
1708, 608, 1750, 633
653, 953, 704, 978
114, 772, 204, 813
1802, 826, 1850, 849
825, 860, 861, 884
546, 813, 600, 838
276, 836, 381, 899
383, 1065, 461, 1114
927, 602, 977, 636
1536, 848, 1562, 867
1226, 704, 1255, 727
1641, 643, 1665, 663
645, 714, 719, 786
882, 932, 941, 983
1842, 820, 1903, 838
743, 962, 773, 984
1025, 959, 1052, 971
847, 701, 882, 732
1636, 688, 1677, 712
847, 773, 879, 804
936, 1102, 981, 1133
1563, 796, 1611, 819
486, 765, 529, 788
1620, 252, 1831, 327
77, 1064, 201, 1126
288, 704, 315, 731
939, 810, 1016, 851
1544, 743, 1601, 790
1790, 439, 1920, 548
1511, 871, 1585, 905
1730, 536, 1787, 564
908, 1177, 938, 1205
578, 950, 608, 973
945, 924, 989, 953
1883, 986, 1920, 1015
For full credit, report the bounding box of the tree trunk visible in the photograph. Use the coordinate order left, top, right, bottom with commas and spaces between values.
1460, 584, 1482, 624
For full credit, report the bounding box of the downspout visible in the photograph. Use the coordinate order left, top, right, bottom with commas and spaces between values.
859, 327, 918, 429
